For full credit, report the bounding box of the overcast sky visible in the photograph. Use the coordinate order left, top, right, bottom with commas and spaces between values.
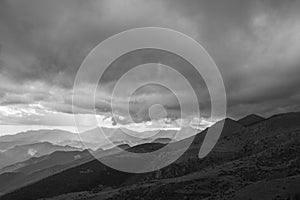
0, 0, 299, 133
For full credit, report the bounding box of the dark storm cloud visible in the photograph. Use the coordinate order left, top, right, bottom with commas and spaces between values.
0, 0, 175, 87
0, 0, 99, 87
162, 0, 300, 118
0, 0, 299, 125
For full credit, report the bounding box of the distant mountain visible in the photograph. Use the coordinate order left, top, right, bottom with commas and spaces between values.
0, 130, 81, 150
0, 150, 93, 195
80, 127, 196, 150
153, 138, 173, 144
0, 127, 198, 152
57, 140, 100, 151
80, 127, 141, 149
81, 127, 174, 147
0, 129, 77, 143
238, 114, 265, 126
0, 142, 80, 169
0, 150, 92, 175
0, 141, 27, 152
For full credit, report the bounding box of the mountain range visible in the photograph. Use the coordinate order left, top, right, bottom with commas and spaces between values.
0, 142, 80, 169
0, 112, 299, 200
0, 127, 196, 151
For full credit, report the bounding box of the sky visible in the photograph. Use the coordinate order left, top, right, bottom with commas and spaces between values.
0, 0, 300, 135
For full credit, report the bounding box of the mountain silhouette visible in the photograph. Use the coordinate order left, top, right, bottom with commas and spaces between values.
238, 114, 265, 126
0, 112, 299, 200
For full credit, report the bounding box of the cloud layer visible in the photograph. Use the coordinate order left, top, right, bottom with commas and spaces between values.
0, 0, 299, 127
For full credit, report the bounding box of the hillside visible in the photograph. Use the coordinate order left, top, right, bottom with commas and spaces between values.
0, 112, 299, 200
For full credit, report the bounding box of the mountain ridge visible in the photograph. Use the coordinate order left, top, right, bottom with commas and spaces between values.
238, 114, 265, 126
0, 112, 299, 200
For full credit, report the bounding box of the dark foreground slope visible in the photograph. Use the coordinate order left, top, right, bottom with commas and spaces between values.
1, 112, 300, 200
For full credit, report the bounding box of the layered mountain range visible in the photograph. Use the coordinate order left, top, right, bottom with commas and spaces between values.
0, 112, 299, 200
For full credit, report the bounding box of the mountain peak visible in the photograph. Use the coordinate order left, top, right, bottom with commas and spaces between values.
238, 114, 265, 126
